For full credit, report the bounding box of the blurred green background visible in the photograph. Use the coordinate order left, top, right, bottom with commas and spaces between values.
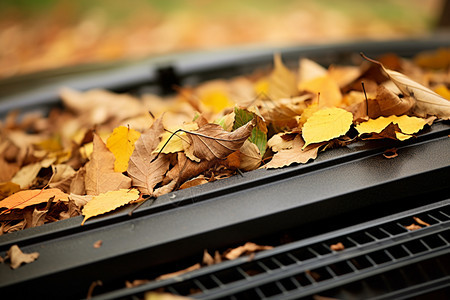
0, 0, 445, 78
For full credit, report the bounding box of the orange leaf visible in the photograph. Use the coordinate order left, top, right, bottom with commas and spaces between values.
81, 189, 139, 225
0, 188, 69, 210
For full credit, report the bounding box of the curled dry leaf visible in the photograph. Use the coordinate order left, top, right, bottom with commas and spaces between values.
156, 263, 201, 281
405, 224, 422, 231
383, 148, 398, 159
330, 242, 345, 251
413, 217, 430, 227
6, 244, 39, 269
224, 242, 273, 260
265, 135, 321, 169
362, 54, 450, 119
186, 119, 255, 161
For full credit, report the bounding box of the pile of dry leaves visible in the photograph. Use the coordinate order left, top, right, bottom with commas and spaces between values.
0, 49, 449, 233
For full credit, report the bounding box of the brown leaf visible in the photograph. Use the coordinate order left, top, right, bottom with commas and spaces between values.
49, 164, 76, 192
0, 158, 19, 182
362, 54, 450, 119
6, 244, 39, 269
238, 140, 261, 171
24, 208, 48, 229
127, 117, 170, 195
69, 167, 86, 195
156, 263, 201, 281
413, 217, 430, 227
85, 133, 131, 195
93, 240, 103, 248
265, 135, 321, 169
383, 148, 398, 159
125, 279, 149, 288
169, 153, 214, 186
330, 242, 345, 251
224, 242, 273, 260
202, 249, 215, 266
179, 177, 209, 190
405, 224, 422, 231
186, 119, 255, 161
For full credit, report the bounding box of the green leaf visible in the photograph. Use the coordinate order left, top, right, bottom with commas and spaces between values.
233, 107, 267, 156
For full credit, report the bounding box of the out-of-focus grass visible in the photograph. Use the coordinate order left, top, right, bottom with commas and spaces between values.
0, 0, 443, 77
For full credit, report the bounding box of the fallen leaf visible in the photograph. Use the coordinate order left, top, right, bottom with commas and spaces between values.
60, 88, 145, 124
85, 133, 131, 195
81, 188, 139, 225
128, 117, 171, 195
267, 54, 298, 99
298, 58, 327, 83
238, 140, 261, 171
0, 158, 19, 182
145, 292, 192, 300
106, 126, 141, 172
186, 119, 255, 161
413, 217, 430, 227
355, 115, 431, 140
156, 263, 201, 281
265, 135, 321, 169
49, 164, 76, 192
179, 177, 209, 190
362, 54, 450, 119
202, 249, 215, 266
24, 208, 48, 228
11, 158, 55, 189
125, 279, 150, 288
224, 242, 273, 260
433, 84, 450, 100
93, 240, 103, 248
0, 188, 69, 210
233, 107, 267, 156
330, 242, 345, 251
6, 244, 39, 269
0, 182, 21, 201
301, 107, 353, 148
405, 224, 422, 231
383, 148, 398, 159
298, 75, 342, 108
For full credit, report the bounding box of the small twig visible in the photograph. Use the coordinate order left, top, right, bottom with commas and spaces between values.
236, 169, 244, 177
86, 280, 102, 299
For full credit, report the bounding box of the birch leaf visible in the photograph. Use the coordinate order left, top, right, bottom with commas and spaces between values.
81, 189, 139, 225
106, 126, 141, 172
302, 108, 353, 148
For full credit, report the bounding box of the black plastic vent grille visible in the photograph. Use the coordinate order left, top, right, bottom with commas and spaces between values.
93, 200, 450, 300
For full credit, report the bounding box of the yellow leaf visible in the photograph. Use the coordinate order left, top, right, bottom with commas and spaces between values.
434, 84, 450, 100
302, 108, 353, 148
81, 189, 139, 225
355, 115, 429, 140
298, 75, 342, 107
200, 90, 233, 114
0, 182, 21, 201
106, 126, 141, 172
297, 103, 319, 128
154, 122, 198, 154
